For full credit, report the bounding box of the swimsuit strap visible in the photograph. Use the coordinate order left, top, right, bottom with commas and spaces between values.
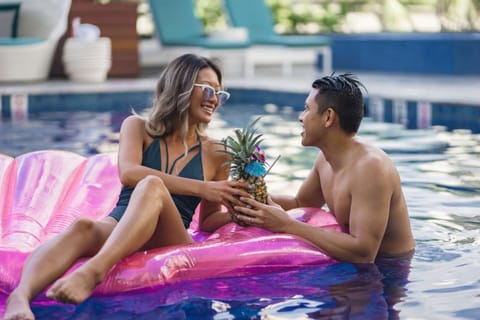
162, 137, 169, 173
162, 137, 202, 175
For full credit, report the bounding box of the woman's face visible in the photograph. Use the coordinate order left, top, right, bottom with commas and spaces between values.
189, 67, 223, 125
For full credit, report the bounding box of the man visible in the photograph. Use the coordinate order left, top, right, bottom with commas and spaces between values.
234, 73, 415, 263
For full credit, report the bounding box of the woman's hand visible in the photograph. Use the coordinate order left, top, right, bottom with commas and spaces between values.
233, 196, 293, 232
201, 180, 250, 212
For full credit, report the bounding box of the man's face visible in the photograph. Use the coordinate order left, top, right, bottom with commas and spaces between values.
298, 89, 323, 147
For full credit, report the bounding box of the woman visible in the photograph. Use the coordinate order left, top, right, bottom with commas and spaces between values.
4, 53, 249, 320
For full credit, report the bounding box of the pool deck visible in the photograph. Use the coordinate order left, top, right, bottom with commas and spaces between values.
1, 65, 479, 106
1, 53, 480, 133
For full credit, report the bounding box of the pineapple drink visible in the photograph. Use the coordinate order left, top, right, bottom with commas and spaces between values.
222, 117, 278, 226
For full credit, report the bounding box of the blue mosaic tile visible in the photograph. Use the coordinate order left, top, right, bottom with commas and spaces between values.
407, 101, 417, 130
384, 100, 394, 124
2, 90, 479, 133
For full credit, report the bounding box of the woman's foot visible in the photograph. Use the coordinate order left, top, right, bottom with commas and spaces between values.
45, 266, 100, 305
3, 290, 35, 320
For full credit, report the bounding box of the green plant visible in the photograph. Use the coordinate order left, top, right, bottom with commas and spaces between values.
267, 0, 348, 33
195, 0, 227, 31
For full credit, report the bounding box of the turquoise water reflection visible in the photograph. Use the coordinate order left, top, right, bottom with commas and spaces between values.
0, 103, 479, 319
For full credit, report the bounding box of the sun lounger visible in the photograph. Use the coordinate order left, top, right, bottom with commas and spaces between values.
145, 0, 250, 74
0, 0, 71, 82
223, 0, 332, 77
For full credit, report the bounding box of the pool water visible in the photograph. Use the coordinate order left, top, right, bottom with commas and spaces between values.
1, 103, 480, 319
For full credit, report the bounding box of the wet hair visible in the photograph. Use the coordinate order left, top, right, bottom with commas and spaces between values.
312, 73, 366, 133
141, 53, 223, 143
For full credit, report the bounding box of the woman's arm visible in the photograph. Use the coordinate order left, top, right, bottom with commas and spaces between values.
197, 139, 250, 232
117, 116, 248, 205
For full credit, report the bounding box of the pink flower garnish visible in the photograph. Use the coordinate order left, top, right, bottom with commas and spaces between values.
252, 146, 266, 163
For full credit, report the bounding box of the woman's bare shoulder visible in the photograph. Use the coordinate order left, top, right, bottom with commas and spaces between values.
121, 115, 150, 135
120, 115, 154, 145
201, 137, 223, 150
122, 114, 146, 127
202, 137, 229, 160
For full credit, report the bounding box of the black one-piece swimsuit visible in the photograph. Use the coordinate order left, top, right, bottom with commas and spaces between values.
108, 138, 204, 228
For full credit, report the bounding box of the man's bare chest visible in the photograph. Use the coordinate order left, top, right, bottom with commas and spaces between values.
320, 171, 351, 225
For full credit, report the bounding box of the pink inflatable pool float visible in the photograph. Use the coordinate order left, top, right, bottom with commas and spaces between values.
0, 150, 341, 297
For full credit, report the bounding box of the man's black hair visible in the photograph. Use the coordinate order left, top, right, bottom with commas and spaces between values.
312, 73, 366, 133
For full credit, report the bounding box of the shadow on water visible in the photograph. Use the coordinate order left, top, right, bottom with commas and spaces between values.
17, 256, 412, 319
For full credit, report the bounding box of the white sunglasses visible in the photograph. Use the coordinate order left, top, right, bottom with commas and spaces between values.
193, 84, 230, 106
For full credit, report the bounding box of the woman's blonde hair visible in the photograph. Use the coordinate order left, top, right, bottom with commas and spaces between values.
139, 53, 223, 148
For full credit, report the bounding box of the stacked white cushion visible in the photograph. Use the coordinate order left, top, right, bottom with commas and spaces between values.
62, 37, 111, 83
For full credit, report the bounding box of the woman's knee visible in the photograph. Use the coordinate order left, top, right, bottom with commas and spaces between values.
66, 217, 100, 242
65, 218, 111, 252
135, 175, 168, 199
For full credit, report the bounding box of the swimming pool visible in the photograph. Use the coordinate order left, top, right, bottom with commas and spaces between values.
1, 103, 479, 319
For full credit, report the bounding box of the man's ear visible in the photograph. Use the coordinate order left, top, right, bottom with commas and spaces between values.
325, 107, 336, 127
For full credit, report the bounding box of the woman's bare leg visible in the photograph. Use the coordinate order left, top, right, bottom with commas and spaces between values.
3, 218, 116, 320
46, 175, 191, 305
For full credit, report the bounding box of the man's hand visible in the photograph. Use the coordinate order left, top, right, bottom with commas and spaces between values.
201, 180, 250, 212
233, 196, 293, 232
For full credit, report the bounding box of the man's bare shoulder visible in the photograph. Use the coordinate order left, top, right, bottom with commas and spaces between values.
355, 142, 399, 182
313, 150, 327, 166
370, 142, 396, 163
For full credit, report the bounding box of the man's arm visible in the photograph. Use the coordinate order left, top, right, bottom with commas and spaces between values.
235, 156, 392, 263
271, 154, 326, 210
287, 158, 391, 262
